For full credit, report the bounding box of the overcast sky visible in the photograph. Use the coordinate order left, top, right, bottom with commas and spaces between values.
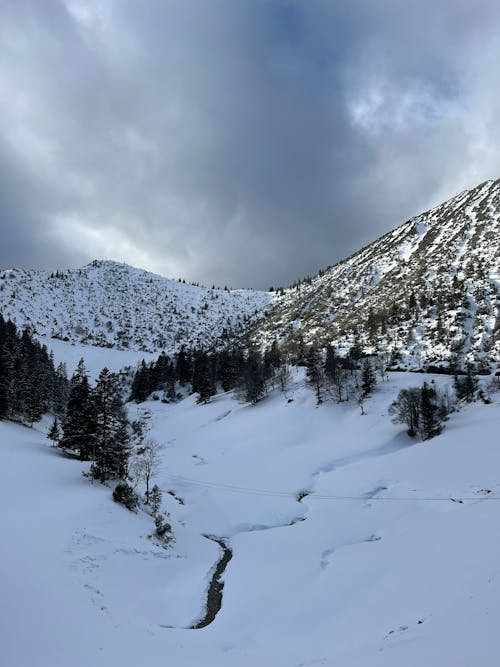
1, 1, 500, 288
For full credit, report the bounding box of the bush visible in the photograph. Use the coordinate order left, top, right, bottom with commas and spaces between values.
113, 483, 140, 512
155, 513, 172, 538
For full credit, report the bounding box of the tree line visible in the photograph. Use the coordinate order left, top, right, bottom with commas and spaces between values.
129, 340, 381, 410
0, 314, 69, 425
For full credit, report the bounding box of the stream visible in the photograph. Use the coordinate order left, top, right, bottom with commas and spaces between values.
191, 535, 233, 629
190, 492, 310, 629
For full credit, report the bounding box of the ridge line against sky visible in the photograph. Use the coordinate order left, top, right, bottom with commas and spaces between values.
1, 0, 500, 288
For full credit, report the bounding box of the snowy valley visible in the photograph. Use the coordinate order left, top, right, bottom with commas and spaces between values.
1, 178, 500, 666
2, 361, 500, 667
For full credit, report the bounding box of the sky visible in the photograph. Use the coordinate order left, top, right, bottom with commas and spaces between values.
1, 0, 500, 289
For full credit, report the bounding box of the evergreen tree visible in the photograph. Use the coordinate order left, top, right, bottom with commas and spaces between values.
161, 359, 177, 402
91, 368, 130, 483
305, 346, 323, 404
47, 416, 61, 446
176, 346, 192, 386
192, 351, 216, 404
130, 360, 153, 402
324, 346, 345, 402
454, 368, 478, 402
0, 316, 68, 425
361, 360, 376, 397
420, 382, 442, 440
243, 349, 266, 404
52, 362, 69, 415
60, 359, 96, 460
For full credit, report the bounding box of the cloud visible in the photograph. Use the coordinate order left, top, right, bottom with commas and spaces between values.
0, 0, 500, 287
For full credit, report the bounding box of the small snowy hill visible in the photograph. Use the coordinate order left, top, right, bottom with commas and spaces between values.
2, 371, 500, 666
253, 179, 500, 370
0, 260, 275, 353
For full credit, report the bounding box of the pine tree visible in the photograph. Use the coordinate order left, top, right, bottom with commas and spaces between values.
52, 362, 69, 415
0, 317, 68, 425
324, 346, 345, 402
90, 368, 130, 483
243, 349, 266, 404
305, 346, 323, 404
420, 382, 442, 440
192, 351, 216, 404
130, 360, 152, 402
162, 359, 177, 402
60, 359, 96, 460
361, 360, 376, 397
176, 346, 192, 386
454, 368, 478, 402
47, 416, 61, 446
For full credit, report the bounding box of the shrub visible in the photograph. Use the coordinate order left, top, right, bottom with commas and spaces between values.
155, 513, 172, 538
113, 482, 140, 512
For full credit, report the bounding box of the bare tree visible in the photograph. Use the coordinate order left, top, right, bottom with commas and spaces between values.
130, 439, 161, 503
388, 387, 421, 437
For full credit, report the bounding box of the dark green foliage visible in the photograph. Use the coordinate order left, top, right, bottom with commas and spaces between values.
243, 349, 266, 404
176, 346, 192, 386
90, 368, 130, 482
130, 360, 153, 402
192, 350, 216, 404
419, 382, 442, 440
265, 340, 282, 370
60, 359, 96, 460
47, 416, 61, 446
454, 369, 478, 402
218, 348, 245, 392
0, 314, 67, 424
324, 346, 346, 402
113, 482, 140, 512
389, 381, 447, 440
361, 360, 376, 397
305, 346, 323, 404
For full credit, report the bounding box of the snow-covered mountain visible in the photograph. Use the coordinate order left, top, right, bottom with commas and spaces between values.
1, 179, 499, 370
253, 179, 500, 370
0, 260, 275, 353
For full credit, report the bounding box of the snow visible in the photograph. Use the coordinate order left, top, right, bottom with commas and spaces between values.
2, 368, 500, 666
36, 335, 156, 380
255, 178, 500, 368
0, 260, 275, 353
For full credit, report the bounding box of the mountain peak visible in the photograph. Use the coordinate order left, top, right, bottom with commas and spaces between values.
252, 178, 500, 370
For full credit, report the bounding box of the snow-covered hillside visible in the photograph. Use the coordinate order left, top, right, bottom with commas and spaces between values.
0, 260, 275, 353
253, 179, 500, 370
3, 369, 500, 666
2, 178, 499, 371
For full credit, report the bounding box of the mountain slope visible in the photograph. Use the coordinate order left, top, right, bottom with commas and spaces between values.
253, 179, 500, 369
0, 260, 275, 353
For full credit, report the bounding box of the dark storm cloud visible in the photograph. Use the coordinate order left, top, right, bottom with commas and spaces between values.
1, 0, 500, 287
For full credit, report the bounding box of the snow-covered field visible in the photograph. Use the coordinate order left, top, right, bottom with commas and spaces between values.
36, 335, 154, 381
1, 368, 500, 666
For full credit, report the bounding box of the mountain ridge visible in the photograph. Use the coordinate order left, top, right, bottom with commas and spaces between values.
1, 178, 499, 368
0, 260, 275, 353
251, 178, 500, 370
